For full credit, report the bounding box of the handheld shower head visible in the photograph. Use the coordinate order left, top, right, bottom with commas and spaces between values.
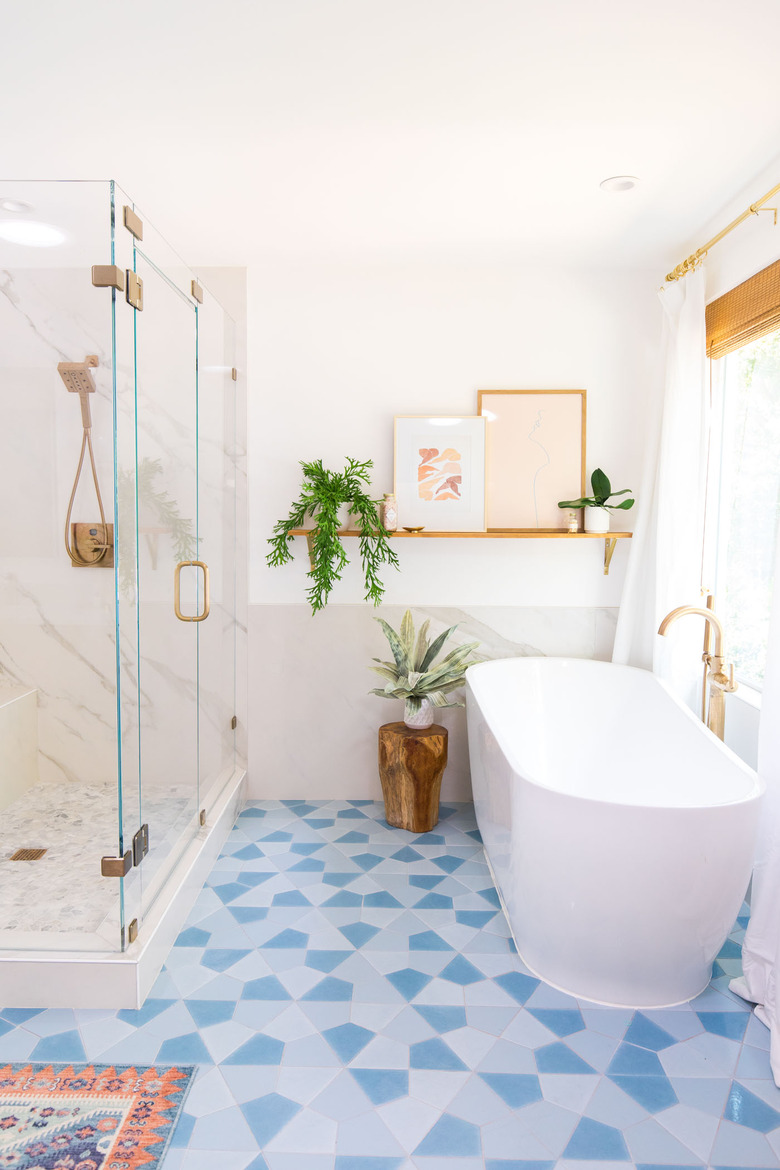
58, 356, 98, 429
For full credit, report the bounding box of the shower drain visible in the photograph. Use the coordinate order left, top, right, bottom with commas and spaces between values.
9, 848, 47, 861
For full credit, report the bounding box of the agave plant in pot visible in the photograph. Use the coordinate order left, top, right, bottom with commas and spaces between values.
370, 609, 481, 729
558, 467, 635, 534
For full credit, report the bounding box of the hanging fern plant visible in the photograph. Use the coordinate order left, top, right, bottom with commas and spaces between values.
267, 457, 399, 612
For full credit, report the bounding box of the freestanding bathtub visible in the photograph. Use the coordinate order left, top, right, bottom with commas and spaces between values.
465, 657, 763, 1008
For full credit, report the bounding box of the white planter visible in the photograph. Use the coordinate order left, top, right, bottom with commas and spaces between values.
584, 507, 610, 534
404, 697, 435, 729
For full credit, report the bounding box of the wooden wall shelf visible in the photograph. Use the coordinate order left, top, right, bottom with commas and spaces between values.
289, 529, 632, 575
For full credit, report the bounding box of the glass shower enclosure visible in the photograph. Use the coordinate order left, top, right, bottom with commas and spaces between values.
0, 180, 246, 961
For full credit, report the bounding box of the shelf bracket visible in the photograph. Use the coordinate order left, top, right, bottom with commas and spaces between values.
604, 537, 618, 575
305, 531, 316, 571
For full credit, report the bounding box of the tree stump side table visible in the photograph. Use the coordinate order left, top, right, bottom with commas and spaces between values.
378, 722, 448, 833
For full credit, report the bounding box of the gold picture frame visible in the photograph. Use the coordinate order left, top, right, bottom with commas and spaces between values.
477, 389, 587, 530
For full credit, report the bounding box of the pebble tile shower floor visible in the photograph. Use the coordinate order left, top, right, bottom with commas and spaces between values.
0, 799, 776, 1170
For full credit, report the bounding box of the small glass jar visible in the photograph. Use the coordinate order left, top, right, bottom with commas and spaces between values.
381, 493, 398, 531
564, 509, 580, 533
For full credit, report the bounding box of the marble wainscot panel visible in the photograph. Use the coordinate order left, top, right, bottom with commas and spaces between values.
249, 604, 618, 800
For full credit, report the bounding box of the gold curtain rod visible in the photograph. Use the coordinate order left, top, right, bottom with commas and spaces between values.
666, 180, 780, 282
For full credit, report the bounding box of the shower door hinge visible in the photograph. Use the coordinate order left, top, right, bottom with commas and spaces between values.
231, 715, 237, 730
127, 917, 139, 944
191, 280, 204, 304
92, 264, 125, 292
101, 850, 132, 878
199, 808, 207, 827
231, 368, 238, 381
132, 823, 149, 867
123, 205, 144, 241
126, 270, 144, 311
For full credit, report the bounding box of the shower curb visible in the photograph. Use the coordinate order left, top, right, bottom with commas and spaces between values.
0, 769, 246, 1009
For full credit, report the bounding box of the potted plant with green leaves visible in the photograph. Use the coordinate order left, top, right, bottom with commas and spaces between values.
370, 609, 481, 728
267, 457, 399, 612
558, 468, 634, 534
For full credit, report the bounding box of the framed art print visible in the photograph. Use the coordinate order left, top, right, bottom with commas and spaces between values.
478, 390, 586, 529
394, 416, 487, 532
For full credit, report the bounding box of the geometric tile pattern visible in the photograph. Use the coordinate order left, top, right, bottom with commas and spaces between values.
0, 799, 776, 1170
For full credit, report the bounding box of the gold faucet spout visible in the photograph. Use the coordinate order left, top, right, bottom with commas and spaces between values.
657, 604, 736, 740
658, 605, 724, 659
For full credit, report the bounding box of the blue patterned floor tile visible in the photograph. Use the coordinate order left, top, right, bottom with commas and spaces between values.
609, 1073, 678, 1113
157, 1031, 213, 1064
410, 1038, 468, 1071
29, 1029, 87, 1062
340, 922, 382, 948
535, 1042, 597, 1074
414, 1005, 468, 1033
528, 1008, 584, 1037
334, 1159, 404, 1170
724, 1081, 780, 1132
386, 968, 433, 1001
624, 1011, 678, 1051
494, 972, 540, 1005
485, 1163, 555, 1170
222, 1032, 285, 1065
409, 930, 455, 952
301, 977, 354, 1001
439, 956, 484, 984
608, 1041, 666, 1076
563, 1116, 630, 1160
479, 1072, 543, 1108
414, 1112, 481, 1156
349, 1067, 409, 1104
410, 875, 446, 890
186, 999, 236, 1027
241, 1093, 301, 1145
265, 929, 310, 948
322, 1022, 374, 1062
697, 1011, 750, 1041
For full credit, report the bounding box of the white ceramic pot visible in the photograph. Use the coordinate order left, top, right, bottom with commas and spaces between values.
584, 507, 610, 534
404, 697, 435, 729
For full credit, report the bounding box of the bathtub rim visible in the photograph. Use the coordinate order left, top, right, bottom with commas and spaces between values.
465, 656, 764, 811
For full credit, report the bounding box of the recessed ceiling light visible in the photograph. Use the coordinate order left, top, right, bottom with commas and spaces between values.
0, 198, 33, 213
0, 220, 67, 247
600, 176, 640, 193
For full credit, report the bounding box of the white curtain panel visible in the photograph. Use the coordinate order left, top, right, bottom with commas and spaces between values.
731, 529, 780, 1084
613, 267, 709, 711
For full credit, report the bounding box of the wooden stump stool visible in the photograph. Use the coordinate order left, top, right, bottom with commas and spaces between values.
378, 722, 448, 833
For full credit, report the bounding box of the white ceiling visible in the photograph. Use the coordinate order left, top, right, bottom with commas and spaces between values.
2, 0, 780, 270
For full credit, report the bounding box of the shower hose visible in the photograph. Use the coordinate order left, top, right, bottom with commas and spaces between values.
64, 426, 109, 566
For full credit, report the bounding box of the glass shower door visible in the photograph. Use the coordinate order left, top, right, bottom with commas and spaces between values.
129, 223, 201, 924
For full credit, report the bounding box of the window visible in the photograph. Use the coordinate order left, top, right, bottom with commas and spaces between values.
710, 329, 780, 689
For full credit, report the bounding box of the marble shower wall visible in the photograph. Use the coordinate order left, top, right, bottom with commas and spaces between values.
249, 604, 617, 801
0, 246, 247, 812
0, 263, 119, 790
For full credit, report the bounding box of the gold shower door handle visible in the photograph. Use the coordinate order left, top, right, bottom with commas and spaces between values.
174, 560, 210, 622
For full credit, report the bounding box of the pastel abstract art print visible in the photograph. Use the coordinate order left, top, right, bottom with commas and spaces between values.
395, 416, 486, 531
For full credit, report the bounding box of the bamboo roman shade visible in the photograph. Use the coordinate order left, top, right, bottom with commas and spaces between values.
706, 258, 780, 359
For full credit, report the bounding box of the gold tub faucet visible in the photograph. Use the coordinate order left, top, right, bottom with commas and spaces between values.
657, 605, 737, 740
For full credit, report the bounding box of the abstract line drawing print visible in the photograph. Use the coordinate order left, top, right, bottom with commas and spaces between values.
528, 411, 551, 528
417, 446, 463, 502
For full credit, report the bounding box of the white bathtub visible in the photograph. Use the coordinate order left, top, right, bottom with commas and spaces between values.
465, 657, 763, 1008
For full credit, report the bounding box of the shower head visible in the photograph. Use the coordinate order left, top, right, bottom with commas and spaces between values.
58, 356, 98, 428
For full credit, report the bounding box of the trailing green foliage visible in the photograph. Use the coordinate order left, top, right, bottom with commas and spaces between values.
369, 608, 481, 716
267, 457, 400, 612
558, 467, 635, 512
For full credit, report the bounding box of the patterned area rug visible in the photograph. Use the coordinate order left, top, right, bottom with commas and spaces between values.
0, 1063, 194, 1169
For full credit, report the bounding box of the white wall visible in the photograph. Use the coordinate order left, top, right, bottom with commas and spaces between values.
246, 254, 662, 798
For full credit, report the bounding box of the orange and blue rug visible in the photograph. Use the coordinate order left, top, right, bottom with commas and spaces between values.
0, 1062, 194, 1169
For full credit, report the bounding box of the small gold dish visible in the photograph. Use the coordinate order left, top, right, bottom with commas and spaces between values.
402, 526, 425, 532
